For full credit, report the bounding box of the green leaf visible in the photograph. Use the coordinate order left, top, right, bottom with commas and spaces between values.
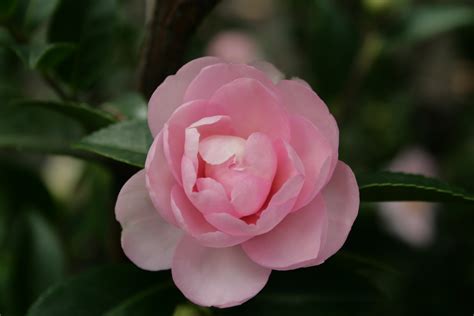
6, 42, 77, 70
14, 100, 117, 131
75, 120, 152, 168
8, 211, 65, 316
358, 172, 474, 203
27, 265, 181, 316
397, 5, 474, 45
0, 104, 87, 154
23, 0, 60, 31
101, 92, 147, 120
48, 0, 118, 89
0, 100, 117, 155
29, 42, 76, 70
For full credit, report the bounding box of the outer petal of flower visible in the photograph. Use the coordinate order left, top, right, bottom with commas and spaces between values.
242, 196, 326, 270
277, 79, 339, 155
116, 170, 183, 271
148, 57, 222, 136
145, 133, 179, 226
290, 115, 334, 211
316, 161, 359, 263
170, 186, 249, 248
183, 63, 275, 103
172, 236, 271, 307
210, 78, 291, 141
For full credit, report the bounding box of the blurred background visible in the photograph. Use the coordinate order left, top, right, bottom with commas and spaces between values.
0, 0, 473, 315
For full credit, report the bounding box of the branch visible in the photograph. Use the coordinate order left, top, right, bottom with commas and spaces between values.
139, 0, 221, 99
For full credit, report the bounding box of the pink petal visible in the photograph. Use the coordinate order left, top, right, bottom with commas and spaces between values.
116, 169, 153, 224
229, 133, 277, 216
204, 133, 277, 217
210, 78, 291, 141
181, 119, 246, 216
183, 128, 201, 171
289, 115, 335, 211
193, 177, 235, 216
242, 195, 327, 270
188, 115, 234, 138
276, 79, 339, 154
163, 100, 224, 184
242, 132, 278, 180
148, 57, 222, 136
182, 114, 235, 174
145, 133, 179, 226
172, 236, 271, 307
170, 186, 249, 248
316, 161, 359, 263
181, 155, 198, 195
204, 173, 304, 236
199, 135, 246, 165
183, 63, 275, 103
230, 174, 272, 217
116, 170, 183, 270
271, 139, 305, 195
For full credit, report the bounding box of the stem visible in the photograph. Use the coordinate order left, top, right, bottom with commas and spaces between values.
42, 72, 73, 101
139, 0, 221, 99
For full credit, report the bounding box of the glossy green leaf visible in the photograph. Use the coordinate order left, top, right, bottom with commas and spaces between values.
0, 100, 117, 156
101, 93, 147, 120
75, 120, 152, 168
27, 265, 181, 316
29, 42, 76, 70
358, 172, 474, 203
0, 105, 86, 154
14, 100, 117, 131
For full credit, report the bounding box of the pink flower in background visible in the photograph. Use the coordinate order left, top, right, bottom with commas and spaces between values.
378, 147, 438, 247
207, 31, 262, 64
115, 57, 359, 307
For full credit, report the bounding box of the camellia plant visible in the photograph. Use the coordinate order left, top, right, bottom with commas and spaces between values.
1, 0, 473, 315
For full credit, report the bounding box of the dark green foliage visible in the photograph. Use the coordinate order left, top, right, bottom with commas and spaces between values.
27, 265, 181, 316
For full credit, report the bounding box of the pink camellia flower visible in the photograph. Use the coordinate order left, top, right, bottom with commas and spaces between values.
115, 57, 359, 308
206, 31, 262, 64
378, 147, 438, 247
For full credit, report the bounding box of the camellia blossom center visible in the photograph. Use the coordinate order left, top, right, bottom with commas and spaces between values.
197, 133, 277, 217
